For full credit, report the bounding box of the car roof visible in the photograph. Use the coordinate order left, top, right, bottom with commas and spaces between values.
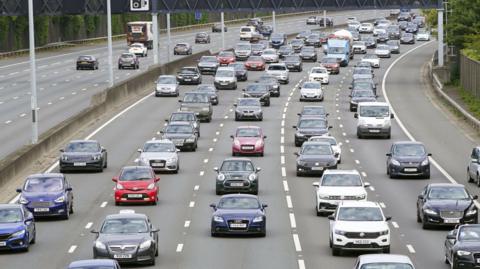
145, 139, 174, 144
0, 204, 24, 210
106, 212, 148, 220
220, 193, 258, 199
27, 173, 64, 179
392, 141, 424, 146
358, 254, 413, 264
217, 67, 235, 71
323, 169, 360, 175
236, 126, 261, 130
427, 183, 465, 188
69, 259, 116, 267
358, 101, 389, 106
167, 121, 192, 126
340, 201, 380, 207
302, 141, 331, 147
299, 116, 326, 121
69, 139, 98, 143
223, 157, 253, 162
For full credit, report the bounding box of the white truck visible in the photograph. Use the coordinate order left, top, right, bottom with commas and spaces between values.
126, 21, 153, 49
354, 102, 394, 139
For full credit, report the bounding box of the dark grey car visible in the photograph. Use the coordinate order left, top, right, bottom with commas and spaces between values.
161, 122, 198, 151
234, 98, 263, 121
166, 111, 200, 137
228, 62, 248, 81
214, 158, 260, 195
243, 84, 270, 106
176, 67, 202, 85
293, 117, 332, 147
197, 56, 219, 74
284, 55, 303, 72
386, 141, 431, 179
256, 74, 280, 97
295, 141, 337, 176
179, 92, 213, 122
299, 46, 318, 62
195, 84, 219, 105
349, 89, 377, 112
59, 140, 107, 173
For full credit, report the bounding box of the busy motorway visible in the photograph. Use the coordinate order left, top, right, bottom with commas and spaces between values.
1, 8, 480, 269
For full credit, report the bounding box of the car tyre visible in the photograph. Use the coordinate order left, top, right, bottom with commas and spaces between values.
30, 228, 36, 244
215, 189, 222, 195
382, 246, 390, 253
467, 169, 474, 183
421, 218, 430, 229
332, 246, 341, 256
476, 174, 480, 187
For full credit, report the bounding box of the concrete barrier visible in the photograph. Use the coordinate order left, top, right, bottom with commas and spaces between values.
0, 50, 210, 188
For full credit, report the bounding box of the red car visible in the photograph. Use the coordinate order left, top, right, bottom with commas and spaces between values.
320, 57, 340, 74
217, 51, 236, 66
113, 166, 159, 205
244, 56, 266, 71
231, 126, 266, 156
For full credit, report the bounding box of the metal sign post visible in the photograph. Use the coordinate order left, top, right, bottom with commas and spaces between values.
272, 11, 276, 32
167, 13, 171, 63
152, 12, 159, 65
221, 12, 225, 50
437, 8, 444, 67
28, 0, 38, 144
107, 0, 114, 87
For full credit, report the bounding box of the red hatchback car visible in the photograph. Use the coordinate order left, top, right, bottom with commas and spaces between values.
113, 166, 159, 205
231, 126, 266, 156
217, 51, 236, 66
244, 56, 266, 71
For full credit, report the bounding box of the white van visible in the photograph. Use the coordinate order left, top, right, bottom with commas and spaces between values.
354, 102, 394, 139
239, 26, 258, 41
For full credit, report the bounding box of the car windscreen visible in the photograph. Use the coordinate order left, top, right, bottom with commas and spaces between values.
268, 65, 286, 71
238, 99, 260, 107
246, 84, 268, 93
176, 43, 188, 47
352, 90, 375, 97
363, 54, 378, 59
302, 82, 321, 89
70, 267, 114, 269
219, 51, 234, 57
119, 168, 152, 181
322, 58, 338, 63
359, 105, 389, 117
217, 197, 260, 209
196, 33, 207, 37
263, 49, 276, 55
377, 45, 390, 50
393, 144, 425, 156
241, 27, 252, 32
220, 160, 254, 172
170, 113, 194, 121
271, 33, 284, 39
0, 208, 22, 223
236, 128, 261, 137
360, 263, 414, 269
24, 177, 63, 192
251, 44, 264, 50
229, 63, 245, 70
321, 174, 362, 186
183, 93, 209, 103
354, 68, 371, 74
310, 137, 336, 145
165, 125, 193, 134
201, 56, 217, 62
78, 56, 93, 61
247, 56, 263, 61
337, 207, 383, 221
301, 144, 332, 155
196, 85, 215, 92
284, 56, 299, 62
65, 141, 99, 152
235, 44, 251, 50
307, 34, 320, 40
101, 218, 148, 234
157, 77, 176, 84
302, 106, 325, 115
143, 143, 176, 152
427, 187, 469, 200
299, 119, 326, 128
328, 46, 346, 54
131, 44, 143, 48
121, 54, 134, 59
458, 226, 480, 241
311, 68, 327, 74
301, 47, 315, 52
216, 70, 234, 77
179, 68, 197, 74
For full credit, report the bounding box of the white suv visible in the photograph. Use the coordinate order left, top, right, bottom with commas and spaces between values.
313, 170, 369, 216
329, 201, 391, 256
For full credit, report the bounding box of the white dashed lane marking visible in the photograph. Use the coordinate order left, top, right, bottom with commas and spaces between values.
189, 201, 195, 208
184, 221, 191, 228
406, 244, 416, 253
100, 201, 107, 207
85, 222, 93, 229
293, 234, 302, 252
283, 180, 289, 192
176, 243, 184, 252
68, 245, 77, 253
289, 213, 297, 228
286, 195, 293, 208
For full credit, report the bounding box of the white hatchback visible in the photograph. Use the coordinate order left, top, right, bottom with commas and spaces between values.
308, 66, 329, 84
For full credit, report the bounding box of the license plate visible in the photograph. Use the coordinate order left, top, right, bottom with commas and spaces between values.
369, 129, 380, 133
251, 65, 257, 68
444, 219, 460, 224
354, 239, 370, 244
184, 79, 191, 81
175, 142, 184, 146
404, 168, 417, 172
128, 194, 143, 198
0, 242, 6, 246
230, 182, 244, 187
220, 82, 228, 85
476, 258, 480, 263
242, 146, 254, 150
81, 61, 88, 64
312, 167, 324, 171
230, 223, 247, 228
74, 162, 86, 166
34, 208, 49, 212
114, 254, 132, 259
151, 163, 165, 167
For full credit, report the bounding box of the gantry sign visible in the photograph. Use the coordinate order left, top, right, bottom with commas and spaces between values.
0, 0, 441, 16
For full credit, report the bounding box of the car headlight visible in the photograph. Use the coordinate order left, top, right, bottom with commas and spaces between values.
248, 173, 257, 181
424, 208, 438, 215
92, 154, 102, 161
255, 140, 263, 147
328, 161, 337, 166
421, 158, 429, 166
457, 250, 472, 256
334, 229, 346, 235
234, 139, 240, 146
379, 229, 389, 235
12, 229, 26, 237
356, 194, 366, 200
391, 159, 400, 166
147, 183, 155, 190
318, 194, 330, 199
19, 196, 29, 204
61, 155, 68, 161
253, 216, 264, 223
466, 208, 477, 216
296, 132, 304, 137
186, 137, 196, 143
116, 183, 124, 190
297, 160, 307, 166
95, 240, 106, 250
217, 173, 225, 181
213, 215, 224, 222
166, 157, 177, 163
139, 240, 152, 250
202, 107, 210, 111
55, 195, 65, 203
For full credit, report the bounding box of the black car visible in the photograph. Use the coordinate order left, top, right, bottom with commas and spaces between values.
256, 74, 280, 97
397, 12, 411, 21
386, 141, 431, 178
166, 111, 200, 136
195, 84, 218, 105
297, 105, 329, 119
161, 122, 198, 151
295, 141, 337, 176
283, 55, 303, 72
293, 117, 331, 146
290, 39, 304, 52
387, 25, 401, 40
228, 62, 248, 81
214, 158, 261, 195
305, 34, 321, 47
418, 184, 478, 229
59, 140, 107, 173
270, 33, 287, 49
277, 45, 293, 59
243, 84, 270, 106
445, 224, 480, 269
400, 33, 415, 44
386, 40, 400, 54
405, 22, 418, 33
299, 46, 317, 62
195, 32, 210, 43
91, 211, 159, 265
76, 55, 99, 70
258, 25, 273, 37
318, 17, 334, 27
296, 30, 312, 40
364, 36, 377, 48
234, 98, 263, 121
212, 23, 227, 32
176, 67, 202, 85
376, 32, 390, 43
349, 89, 377, 112
197, 56, 219, 74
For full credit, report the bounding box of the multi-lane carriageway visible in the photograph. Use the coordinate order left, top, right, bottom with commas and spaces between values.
1, 8, 479, 269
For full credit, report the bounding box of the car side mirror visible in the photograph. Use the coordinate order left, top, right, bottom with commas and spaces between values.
427, 153, 432, 156
262, 203, 268, 208
386, 153, 392, 157
209, 203, 217, 210
385, 216, 392, 221
16, 188, 22, 193
364, 182, 371, 188
59, 149, 64, 152
233, 103, 237, 107
230, 135, 234, 139
390, 113, 395, 119
348, 94, 352, 97
354, 113, 358, 118
292, 125, 297, 129
155, 177, 160, 182
418, 194, 424, 200
213, 167, 219, 172
294, 152, 300, 156
66, 187, 73, 191
312, 182, 319, 188
328, 215, 335, 220
446, 233, 456, 240
151, 228, 160, 233
164, 119, 169, 122
256, 167, 262, 172
328, 126, 333, 129
90, 229, 99, 234
101, 147, 106, 152
263, 135, 267, 139
473, 195, 479, 200
137, 148, 143, 153
178, 100, 183, 103
112, 176, 119, 182
297, 113, 301, 116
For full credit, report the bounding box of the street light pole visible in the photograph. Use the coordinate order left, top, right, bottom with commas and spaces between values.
167, 13, 171, 63
152, 12, 159, 65
437, 8, 444, 67
28, 0, 38, 144
272, 11, 276, 32
107, 0, 114, 87
221, 12, 225, 50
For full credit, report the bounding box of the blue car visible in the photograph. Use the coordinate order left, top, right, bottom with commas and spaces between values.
0, 204, 36, 251
17, 173, 74, 219
68, 259, 121, 269
210, 194, 267, 237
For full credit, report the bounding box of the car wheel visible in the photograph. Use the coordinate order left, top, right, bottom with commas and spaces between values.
468, 169, 474, 183
295, 140, 302, 147
103, 160, 107, 169
76, 66, 79, 70
69, 202, 74, 214
421, 218, 430, 229
30, 228, 36, 244
235, 114, 239, 121
63, 207, 70, 220
416, 209, 421, 223
331, 246, 341, 256
424, 171, 430, 179
211, 230, 218, 237
215, 189, 222, 195
155, 246, 159, 257
259, 230, 266, 237
149, 257, 155, 266
476, 174, 480, 187
115, 201, 120, 206
382, 246, 390, 253
260, 152, 264, 157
